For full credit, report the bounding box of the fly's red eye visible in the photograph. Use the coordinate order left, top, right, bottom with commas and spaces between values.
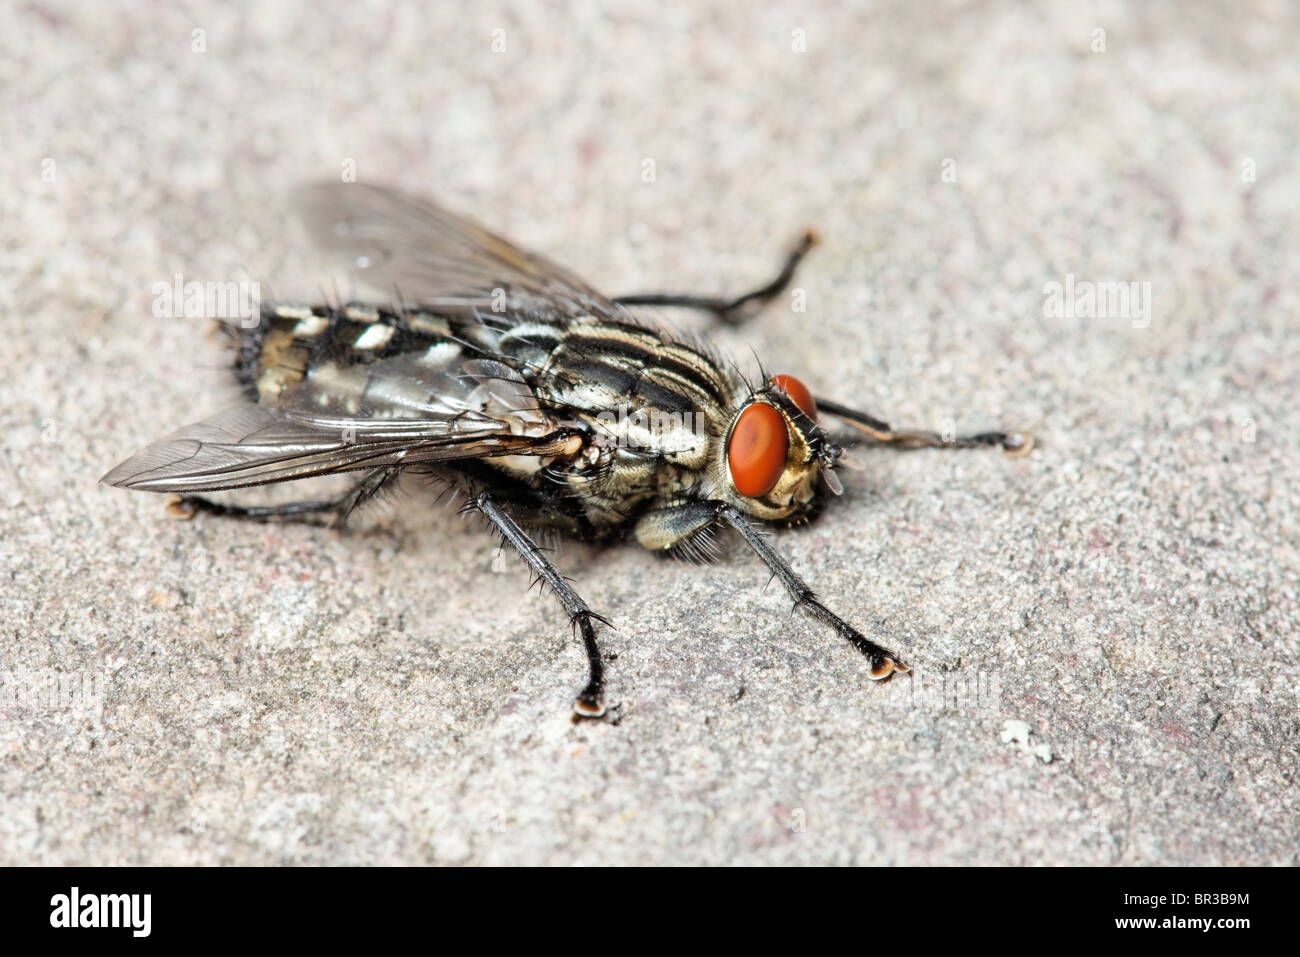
728, 402, 789, 498
770, 374, 817, 421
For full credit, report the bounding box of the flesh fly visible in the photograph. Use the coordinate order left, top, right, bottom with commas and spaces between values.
103, 184, 1031, 718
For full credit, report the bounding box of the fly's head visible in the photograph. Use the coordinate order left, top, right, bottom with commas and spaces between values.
721, 374, 842, 525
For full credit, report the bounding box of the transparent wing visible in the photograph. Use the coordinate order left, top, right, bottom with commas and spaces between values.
292, 182, 626, 320
101, 358, 569, 493
100, 407, 578, 492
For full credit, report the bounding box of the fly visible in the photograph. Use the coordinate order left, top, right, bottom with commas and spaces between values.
102, 183, 1032, 719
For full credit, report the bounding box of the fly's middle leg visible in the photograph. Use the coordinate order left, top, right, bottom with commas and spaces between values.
614, 231, 817, 324
166, 467, 401, 527
468, 491, 609, 719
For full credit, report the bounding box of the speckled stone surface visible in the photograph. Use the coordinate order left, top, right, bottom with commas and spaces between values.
1, 1, 1296, 865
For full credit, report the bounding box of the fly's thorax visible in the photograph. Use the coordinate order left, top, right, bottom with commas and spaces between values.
525, 317, 737, 473
583, 402, 712, 467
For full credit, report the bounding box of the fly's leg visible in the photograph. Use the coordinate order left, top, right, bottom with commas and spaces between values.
817, 398, 1033, 457
468, 491, 609, 719
614, 231, 817, 324
166, 467, 400, 528
714, 502, 908, 677
635, 502, 908, 679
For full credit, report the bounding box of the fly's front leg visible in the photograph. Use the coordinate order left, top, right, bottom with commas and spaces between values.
469, 491, 609, 719
817, 398, 1033, 457
636, 502, 908, 679
166, 467, 401, 528
614, 231, 817, 324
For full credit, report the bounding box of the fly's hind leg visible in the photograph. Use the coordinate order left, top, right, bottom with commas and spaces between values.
468, 491, 609, 719
614, 231, 817, 324
167, 467, 400, 528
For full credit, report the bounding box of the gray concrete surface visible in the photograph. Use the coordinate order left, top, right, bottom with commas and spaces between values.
1, 1, 1296, 865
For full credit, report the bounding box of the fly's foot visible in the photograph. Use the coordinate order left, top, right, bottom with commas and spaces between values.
868, 652, 910, 681
1000, 431, 1035, 458
165, 495, 197, 520
838, 620, 909, 681
571, 689, 607, 721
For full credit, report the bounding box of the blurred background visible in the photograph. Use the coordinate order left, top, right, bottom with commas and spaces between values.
1, 1, 1296, 865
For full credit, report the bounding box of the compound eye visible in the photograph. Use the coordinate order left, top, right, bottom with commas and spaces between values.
728, 402, 790, 498
770, 374, 817, 421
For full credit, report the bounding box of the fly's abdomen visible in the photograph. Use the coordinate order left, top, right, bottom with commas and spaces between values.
237, 303, 469, 405
233, 302, 551, 431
